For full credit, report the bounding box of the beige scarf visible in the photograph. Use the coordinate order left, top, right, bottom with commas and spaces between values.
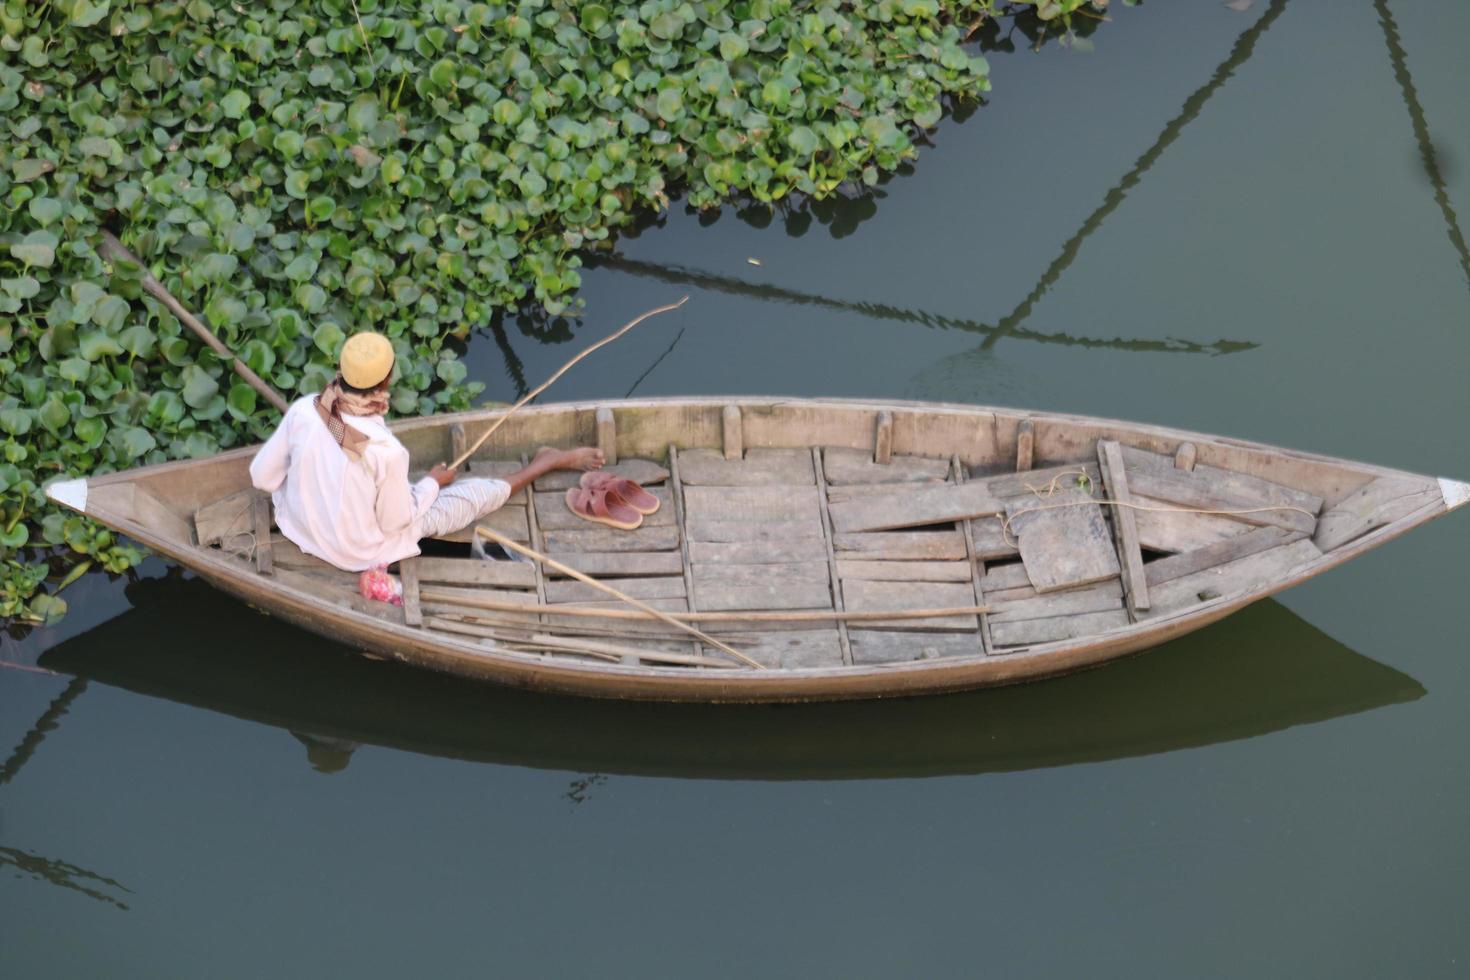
315, 376, 390, 461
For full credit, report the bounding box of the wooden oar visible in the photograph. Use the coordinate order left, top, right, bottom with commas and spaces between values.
448, 296, 688, 470
474, 524, 765, 669
97, 230, 289, 414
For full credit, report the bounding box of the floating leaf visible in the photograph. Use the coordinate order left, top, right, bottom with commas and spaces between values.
13, 158, 55, 183
180, 365, 220, 409
38, 396, 71, 435
146, 390, 186, 426
719, 34, 749, 61
28, 197, 64, 226
787, 126, 820, 156
656, 88, 685, 122
69, 0, 111, 27
117, 324, 157, 358
227, 383, 257, 419
0, 407, 33, 436
313, 320, 346, 356
284, 169, 311, 198
2, 276, 41, 300
119, 426, 158, 459
429, 59, 457, 88
221, 89, 251, 118
75, 417, 106, 448
78, 330, 125, 361
10, 230, 58, 268
196, 252, 239, 283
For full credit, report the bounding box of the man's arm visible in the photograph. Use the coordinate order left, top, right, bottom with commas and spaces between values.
375, 447, 441, 534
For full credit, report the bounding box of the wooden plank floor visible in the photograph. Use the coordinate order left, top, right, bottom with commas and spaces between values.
192, 436, 1349, 669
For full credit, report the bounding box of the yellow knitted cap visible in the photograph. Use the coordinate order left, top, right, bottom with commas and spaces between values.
339, 331, 394, 388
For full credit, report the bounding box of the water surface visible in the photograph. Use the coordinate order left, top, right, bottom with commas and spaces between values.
5, 0, 1470, 975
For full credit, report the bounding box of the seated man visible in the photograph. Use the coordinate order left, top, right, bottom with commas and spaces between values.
249, 331, 603, 571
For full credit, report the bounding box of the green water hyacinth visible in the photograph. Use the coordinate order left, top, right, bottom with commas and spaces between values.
0, 0, 1102, 624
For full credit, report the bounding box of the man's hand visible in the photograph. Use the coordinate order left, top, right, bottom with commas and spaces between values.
429, 463, 458, 488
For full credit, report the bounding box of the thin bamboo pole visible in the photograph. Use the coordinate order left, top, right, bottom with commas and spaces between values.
425, 618, 737, 668
421, 606, 762, 644
449, 296, 688, 470
97, 231, 290, 414
419, 586, 990, 624
472, 524, 765, 669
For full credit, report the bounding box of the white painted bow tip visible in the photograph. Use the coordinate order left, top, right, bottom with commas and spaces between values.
45, 478, 88, 513
1438, 477, 1470, 512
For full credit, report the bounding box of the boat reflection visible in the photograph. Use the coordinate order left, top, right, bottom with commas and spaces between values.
38, 570, 1423, 781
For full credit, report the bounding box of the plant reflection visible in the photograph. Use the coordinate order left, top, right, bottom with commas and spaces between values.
1375, 0, 1470, 291
0, 846, 132, 911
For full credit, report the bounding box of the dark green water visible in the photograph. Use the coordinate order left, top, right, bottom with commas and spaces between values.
5, 0, 1470, 975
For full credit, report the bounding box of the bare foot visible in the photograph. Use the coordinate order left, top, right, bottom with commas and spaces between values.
534, 445, 605, 472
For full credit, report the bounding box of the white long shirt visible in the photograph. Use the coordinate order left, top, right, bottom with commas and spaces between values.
249, 396, 440, 571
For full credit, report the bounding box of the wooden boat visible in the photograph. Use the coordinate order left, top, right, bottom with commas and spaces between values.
43, 397, 1470, 702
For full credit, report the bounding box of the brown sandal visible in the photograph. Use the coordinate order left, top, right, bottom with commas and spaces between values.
565, 485, 643, 530
580, 470, 659, 515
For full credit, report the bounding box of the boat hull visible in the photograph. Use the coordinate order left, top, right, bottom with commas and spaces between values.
47, 397, 1465, 702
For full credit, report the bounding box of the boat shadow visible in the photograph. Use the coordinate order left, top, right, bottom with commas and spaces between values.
40, 575, 1422, 781
39, 570, 1423, 781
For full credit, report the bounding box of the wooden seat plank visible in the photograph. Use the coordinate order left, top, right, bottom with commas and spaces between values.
541, 551, 685, 577
975, 462, 1102, 500
1133, 493, 1252, 553
831, 530, 968, 561
987, 580, 1124, 623
676, 448, 815, 486
738, 630, 846, 669
687, 518, 825, 543
540, 525, 680, 553
688, 538, 829, 564
827, 483, 1005, 534
969, 519, 1020, 560
1143, 538, 1323, 616
1143, 526, 1305, 588
1120, 445, 1324, 514
1005, 487, 1121, 594
991, 609, 1130, 647
545, 576, 687, 604
835, 559, 972, 583
822, 448, 950, 486
194, 489, 255, 547
1119, 446, 1321, 534
692, 577, 834, 612
849, 631, 982, 664
1313, 476, 1440, 551
691, 561, 831, 586
266, 534, 339, 573
978, 561, 1031, 591
415, 556, 538, 589
683, 485, 823, 523
840, 579, 978, 630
